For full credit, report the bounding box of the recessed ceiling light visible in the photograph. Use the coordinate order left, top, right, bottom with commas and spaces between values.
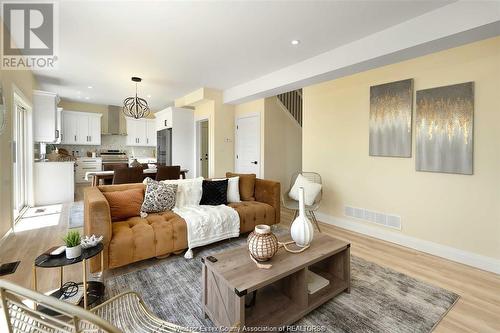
291, 40, 300, 45
147, 94, 151, 98
85, 96, 90, 100
87, 86, 93, 89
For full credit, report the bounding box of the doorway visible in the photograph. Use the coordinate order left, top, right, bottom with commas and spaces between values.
13, 102, 29, 222
196, 119, 209, 178
235, 113, 261, 177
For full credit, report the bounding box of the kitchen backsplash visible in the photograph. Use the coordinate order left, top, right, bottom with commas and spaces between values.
51, 135, 156, 158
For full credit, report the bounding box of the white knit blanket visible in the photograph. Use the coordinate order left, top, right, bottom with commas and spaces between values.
173, 205, 240, 258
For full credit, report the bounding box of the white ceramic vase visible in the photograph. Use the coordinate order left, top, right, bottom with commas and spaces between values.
290, 187, 314, 247
66, 244, 82, 259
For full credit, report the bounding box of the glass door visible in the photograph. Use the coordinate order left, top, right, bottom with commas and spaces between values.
13, 104, 28, 222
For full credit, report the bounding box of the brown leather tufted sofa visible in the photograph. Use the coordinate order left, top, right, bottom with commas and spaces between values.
84, 178, 280, 272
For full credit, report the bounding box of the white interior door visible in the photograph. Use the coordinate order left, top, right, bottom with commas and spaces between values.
201, 120, 209, 178
13, 104, 28, 221
235, 114, 260, 177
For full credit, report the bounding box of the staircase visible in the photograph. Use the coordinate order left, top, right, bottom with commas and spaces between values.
277, 89, 302, 126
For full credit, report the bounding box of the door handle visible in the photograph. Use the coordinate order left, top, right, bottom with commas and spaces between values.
55, 129, 59, 139
251, 161, 258, 165
164, 120, 167, 127
74, 135, 77, 142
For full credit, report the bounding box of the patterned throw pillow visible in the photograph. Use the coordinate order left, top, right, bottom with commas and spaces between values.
200, 179, 228, 205
141, 178, 178, 213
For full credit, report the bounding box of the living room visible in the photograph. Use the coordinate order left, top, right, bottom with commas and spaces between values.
0, 1, 499, 332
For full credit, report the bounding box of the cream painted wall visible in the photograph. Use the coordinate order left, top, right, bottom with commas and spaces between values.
234, 99, 265, 176
233, 97, 302, 188
176, 88, 234, 178
264, 97, 302, 189
303, 36, 500, 260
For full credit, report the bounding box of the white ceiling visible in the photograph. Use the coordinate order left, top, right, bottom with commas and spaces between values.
35, 0, 454, 111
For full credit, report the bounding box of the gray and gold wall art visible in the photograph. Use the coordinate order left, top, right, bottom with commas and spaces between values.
369, 79, 413, 157
415, 82, 474, 175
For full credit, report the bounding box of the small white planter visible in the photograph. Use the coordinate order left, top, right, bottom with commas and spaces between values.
65, 244, 82, 259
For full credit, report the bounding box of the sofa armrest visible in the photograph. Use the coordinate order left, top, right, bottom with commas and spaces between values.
84, 186, 112, 272
254, 178, 280, 225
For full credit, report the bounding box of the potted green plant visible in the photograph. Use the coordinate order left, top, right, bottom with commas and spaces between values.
63, 230, 82, 259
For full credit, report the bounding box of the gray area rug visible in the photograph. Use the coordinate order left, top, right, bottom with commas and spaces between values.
69, 201, 84, 229
105, 229, 459, 332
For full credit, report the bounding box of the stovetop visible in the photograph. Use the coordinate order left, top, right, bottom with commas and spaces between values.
100, 150, 128, 162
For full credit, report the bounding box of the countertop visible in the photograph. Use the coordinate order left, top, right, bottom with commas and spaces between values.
35, 159, 75, 163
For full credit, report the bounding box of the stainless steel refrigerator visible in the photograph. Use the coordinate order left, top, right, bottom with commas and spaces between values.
157, 128, 172, 165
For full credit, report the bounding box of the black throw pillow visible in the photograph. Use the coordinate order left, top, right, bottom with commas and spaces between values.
200, 179, 228, 205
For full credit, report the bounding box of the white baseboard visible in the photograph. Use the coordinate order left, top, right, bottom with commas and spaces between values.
316, 212, 500, 275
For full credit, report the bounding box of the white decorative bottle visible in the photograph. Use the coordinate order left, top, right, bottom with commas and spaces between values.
290, 187, 314, 247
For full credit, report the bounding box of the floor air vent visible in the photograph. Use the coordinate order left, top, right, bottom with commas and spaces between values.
344, 206, 401, 230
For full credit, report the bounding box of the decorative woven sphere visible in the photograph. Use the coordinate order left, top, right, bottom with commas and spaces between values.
247, 225, 279, 262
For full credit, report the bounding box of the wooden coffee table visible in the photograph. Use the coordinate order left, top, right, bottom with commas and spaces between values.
202, 233, 350, 330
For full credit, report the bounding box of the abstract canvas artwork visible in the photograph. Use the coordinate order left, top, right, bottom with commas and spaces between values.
369, 79, 413, 157
416, 82, 474, 175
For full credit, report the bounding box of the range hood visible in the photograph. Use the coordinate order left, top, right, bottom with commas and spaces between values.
102, 105, 126, 135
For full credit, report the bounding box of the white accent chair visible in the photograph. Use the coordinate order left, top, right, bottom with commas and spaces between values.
282, 171, 323, 232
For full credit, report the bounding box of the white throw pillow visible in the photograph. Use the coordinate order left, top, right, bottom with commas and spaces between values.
161, 177, 203, 208
213, 176, 240, 203
288, 174, 322, 206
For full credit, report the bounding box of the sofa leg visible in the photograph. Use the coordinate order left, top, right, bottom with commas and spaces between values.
156, 253, 171, 259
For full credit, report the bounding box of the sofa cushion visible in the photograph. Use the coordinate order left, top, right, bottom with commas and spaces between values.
213, 176, 241, 203
228, 201, 275, 233
200, 179, 228, 205
141, 178, 177, 213
161, 177, 203, 208
289, 174, 322, 206
102, 187, 144, 222
109, 211, 187, 268
226, 172, 256, 201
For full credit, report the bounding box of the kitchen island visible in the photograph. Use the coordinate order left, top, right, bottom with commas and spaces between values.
85, 168, 188, 186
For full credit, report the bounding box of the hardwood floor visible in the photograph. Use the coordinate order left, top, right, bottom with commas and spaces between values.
0, 206, 499, 332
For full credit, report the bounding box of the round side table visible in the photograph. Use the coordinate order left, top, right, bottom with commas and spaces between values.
33, 242, 104, 311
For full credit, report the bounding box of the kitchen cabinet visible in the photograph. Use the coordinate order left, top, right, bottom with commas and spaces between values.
146, 120, 157, 146
61, 111, 102, 145
126, 117, 156, 147
155, 108, 173, 131
33, 90, 60, 143
54, 107, 63, 144
75, 157, 102, 183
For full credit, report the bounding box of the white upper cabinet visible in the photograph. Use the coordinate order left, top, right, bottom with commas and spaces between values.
146, 120, 157, 146
88, 115, 101, 145
126, 117, 156, 147
33, 90, 60, 143
155, 108, 173, 131
61, 111, 102, 145
54, 107, 63, 144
